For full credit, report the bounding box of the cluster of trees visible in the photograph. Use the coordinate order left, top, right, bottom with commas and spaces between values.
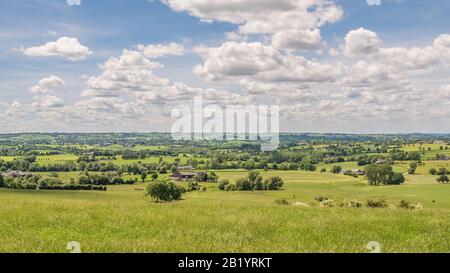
145, 181, 184, 202
429, 167, 449, 175
193, 172, 218, 183
357, 155, 387, 166
75, 172, 136, 185
429, 168, 450, 183
0, 174, 106, 191
218, 171, 284, 191
365, 164, 405, 186
389, 150, 421, 161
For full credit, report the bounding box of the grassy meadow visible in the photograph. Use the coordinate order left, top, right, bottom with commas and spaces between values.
1, 170, 449, 253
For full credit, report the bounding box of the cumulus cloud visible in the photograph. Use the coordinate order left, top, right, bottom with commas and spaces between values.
136, 42, 185, 58
22, 37, 92, 61
162, 0, 343, 34
29, 75, 65, 94
193, 41, 342, 83
162, 0, 342, 51
29, 76, 65, 113
4, 102, 26, 118
272, 29, 323, 50
344, 27, 382, 55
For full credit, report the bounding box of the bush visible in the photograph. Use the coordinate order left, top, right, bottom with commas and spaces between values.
367, 199, 388, 208
437, 175, 449, 184
331, 165, 342, 174
399, 200, 413, 209
224, 183, 237, 191
145, 181, 184, 202
264, 176, 284, 190
437, 168, 448, 175
218, 179, 230, 191
0, 175, 4, 188
235, 178, 254, 191
429, 168, 437, 175
340, 199, 363, 208
320, 199, 336, 208
399, 200, 424, 210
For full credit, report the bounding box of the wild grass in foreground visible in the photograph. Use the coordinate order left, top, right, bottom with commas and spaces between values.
0, 173, 449, 253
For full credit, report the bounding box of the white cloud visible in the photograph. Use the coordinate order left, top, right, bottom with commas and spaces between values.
4, 102, 26, 118
272, 29, 323, 50
32, 95, 64, 109
193, 41, 342, 83
136, 42, 185, 58
29, 75, 65, 94
162, 0, 343, 34
344, 27, 382, 55
82, 49, 168, 97
22, 37, 92, 61
162, 0, 342, 51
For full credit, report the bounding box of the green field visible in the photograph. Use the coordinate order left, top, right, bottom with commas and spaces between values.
1, 170, 449, 253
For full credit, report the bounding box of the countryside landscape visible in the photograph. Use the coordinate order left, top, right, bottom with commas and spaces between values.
1, 0, 450, 256
0, 133, 449, 252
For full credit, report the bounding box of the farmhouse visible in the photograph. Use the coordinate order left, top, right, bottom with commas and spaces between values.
170, 172, 196, 181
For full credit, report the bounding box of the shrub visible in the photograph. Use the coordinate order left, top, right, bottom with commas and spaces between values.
340, 199, 363, 208
275, 199, 289, 206
320, 199, 336, 208
264, 176, 284, 190
437, 175, 449, 184
366, 199, 388, 208
429, 168, 437, 175
235, 178, 253, 191
0, 175, 4, 188
437, 168, 448, 175
224, 183, 237, 192
111, 176, 124, 185
218, 179, 230, 191
399, 200, 413, 209
145, 181, 184, 202
330, 165, 342, 174
399, 200, 424, 210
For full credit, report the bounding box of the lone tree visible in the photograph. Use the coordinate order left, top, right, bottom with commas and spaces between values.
429, 168, 437, 175
408, 163, 418, 174
331, 165, 342, 174
151, 172, 158, 181
145, 181, 184, 202
140, 171, 148, 183
365, 164, 394, 186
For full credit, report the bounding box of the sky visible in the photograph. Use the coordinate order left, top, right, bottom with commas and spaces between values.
0, 0, 450, 133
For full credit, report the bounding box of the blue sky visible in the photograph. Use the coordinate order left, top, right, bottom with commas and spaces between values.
1, 0, 450, 133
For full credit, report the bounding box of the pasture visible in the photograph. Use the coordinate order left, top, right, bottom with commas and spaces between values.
0, 170, 449, 253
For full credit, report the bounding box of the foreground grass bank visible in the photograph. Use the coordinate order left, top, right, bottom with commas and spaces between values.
0, 171, 449, 253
